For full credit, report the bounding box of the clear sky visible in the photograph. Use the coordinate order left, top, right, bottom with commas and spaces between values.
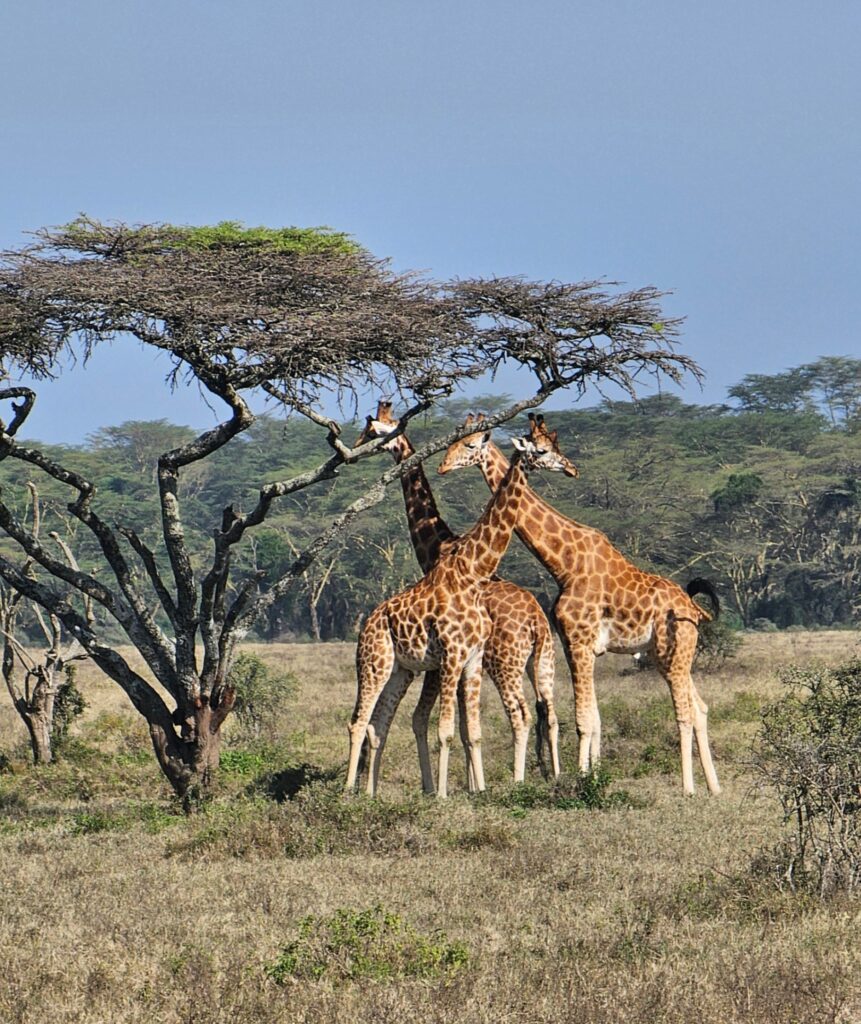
1, 0, 859, 442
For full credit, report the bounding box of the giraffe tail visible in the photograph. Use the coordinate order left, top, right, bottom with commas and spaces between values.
528, 615, 558, 777
686, 577, 720, 621
534, 698, 549, 768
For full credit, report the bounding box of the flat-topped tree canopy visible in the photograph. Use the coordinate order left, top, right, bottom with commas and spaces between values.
0, 216, 477, 406
0, 217, 697, 409
450, 276, 695, 397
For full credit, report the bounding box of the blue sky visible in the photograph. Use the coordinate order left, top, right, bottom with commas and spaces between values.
2, 0, 859, 442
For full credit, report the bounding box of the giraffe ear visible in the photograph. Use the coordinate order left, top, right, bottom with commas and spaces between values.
511, 436, 529, 452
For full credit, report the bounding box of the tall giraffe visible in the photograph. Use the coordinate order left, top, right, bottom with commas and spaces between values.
353, 401, 561, 793
438, 413, 721, 796
346, 425, 576, 799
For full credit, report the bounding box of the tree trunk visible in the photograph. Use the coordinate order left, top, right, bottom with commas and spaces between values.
154, 695, 230, 810
24, 702, 54, 765
308, 593, 321, 642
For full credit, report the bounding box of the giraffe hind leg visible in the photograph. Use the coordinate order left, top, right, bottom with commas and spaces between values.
364, 665, 415, 796
692, 682, 721, 795
655, 616, 720, 796
346, 619, 395, 792
491, 660, 531, 783
527, 628, 560, 778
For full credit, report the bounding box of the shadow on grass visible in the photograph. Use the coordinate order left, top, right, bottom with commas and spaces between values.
251, 762, 343, 802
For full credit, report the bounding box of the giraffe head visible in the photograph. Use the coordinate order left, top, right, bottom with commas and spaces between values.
438, 412, 579, 477
522, 413, 579, 477
436, 413, 492, 474
353, 400, 400, 449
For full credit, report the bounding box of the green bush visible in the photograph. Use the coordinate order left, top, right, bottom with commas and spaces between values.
228, 653, 296, 741
752, 659, 861, 897
489, 769, 635, 811
52, 665, 87, 749
265, 904, 469, 984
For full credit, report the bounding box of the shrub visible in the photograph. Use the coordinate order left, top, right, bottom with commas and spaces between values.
489, 769, 636, 811
52, 665, 87, 749
752, 659, 861, 897
694, 618, 742, 672
265, 904, 469, 984
228, 653, 296, 741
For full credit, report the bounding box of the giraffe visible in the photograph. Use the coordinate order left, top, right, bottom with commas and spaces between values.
346, 423, 576, 799
352, 401, 561, 793
438, 412, 722, 796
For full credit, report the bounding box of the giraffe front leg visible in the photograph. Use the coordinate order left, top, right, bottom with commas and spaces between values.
436, 658, 464, 800
412, 671, 440, 795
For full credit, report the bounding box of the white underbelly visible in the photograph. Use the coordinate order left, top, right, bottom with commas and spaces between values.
595, 622, 654, 656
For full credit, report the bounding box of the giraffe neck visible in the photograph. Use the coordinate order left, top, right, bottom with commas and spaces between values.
388, 434, 456, 574
447, 453, 529, 581
479, 442, 587, 584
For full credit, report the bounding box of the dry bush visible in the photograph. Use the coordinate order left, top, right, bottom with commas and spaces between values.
752, 659, 861, 897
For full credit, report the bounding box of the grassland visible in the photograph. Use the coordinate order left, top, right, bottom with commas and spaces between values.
0, 631, 859, 1024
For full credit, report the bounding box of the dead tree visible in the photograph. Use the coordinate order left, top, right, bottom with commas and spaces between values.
0, 218, 697, 802
0, 484, 91, 763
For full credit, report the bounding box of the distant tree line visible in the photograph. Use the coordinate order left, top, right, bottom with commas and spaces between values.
3, 356, 858, 642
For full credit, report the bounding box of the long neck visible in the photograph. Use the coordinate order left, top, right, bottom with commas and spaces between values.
479, 442, 580, 583
389, 434, 456, 574
451, 454, 529, 581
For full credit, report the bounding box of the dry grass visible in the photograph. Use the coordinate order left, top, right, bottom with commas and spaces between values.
1, 631, 859, 1024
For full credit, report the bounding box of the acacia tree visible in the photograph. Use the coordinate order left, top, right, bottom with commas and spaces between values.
0, 217, 696, 802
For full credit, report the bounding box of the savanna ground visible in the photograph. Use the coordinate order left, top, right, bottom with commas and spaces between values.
1, 631, 859, 1024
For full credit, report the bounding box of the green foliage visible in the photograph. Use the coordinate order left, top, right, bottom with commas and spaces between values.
166, 783, 442, 860
219, 747, 271, 777
490, 769, 636, 811
52, 665, 87, 749
60, 216, 360, 257
709, 690, 761, 725
710, 472, 763, 514
175, 221, 360, 255
265, 904, 469, 984
70, 801, 180, 836
228, 653, 296, 741
752, 660, 861, 897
